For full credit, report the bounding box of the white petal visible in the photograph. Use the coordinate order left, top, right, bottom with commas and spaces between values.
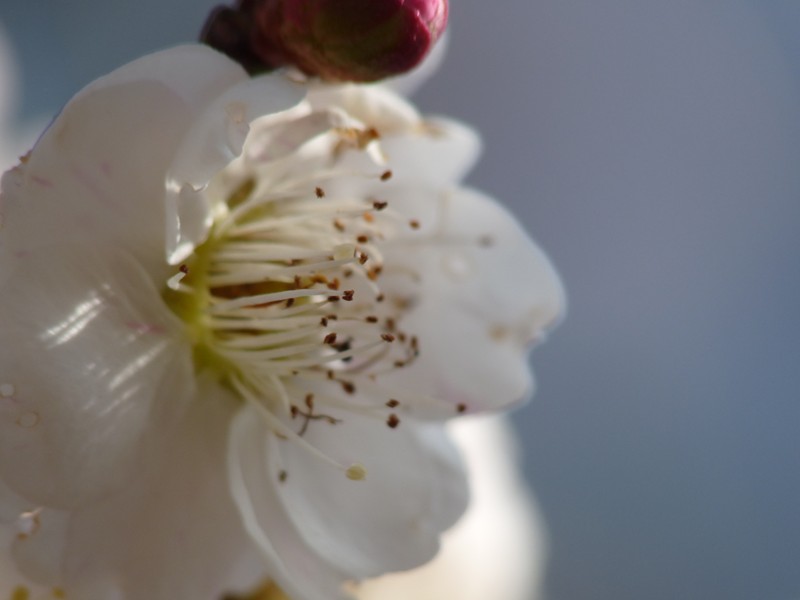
0, 243, 193, 508
326, 118, 480, 194
166, 72, 305, 264
307, 85, 420, 134
355, 416, 548, 600
382, 117, 480, 185
10, 506, 69, 586
79, 45, 245, 112
229, 404, 468, 599
0, 479, 62, 599
275, 411, 467, 577
245, 109, 343, 165
8, 381, 260, 600
0, 45, 247, 282
307, 86, 480, 185
380, 186, 565, 412
75, 383, 259, 599
229, 405, 350, 600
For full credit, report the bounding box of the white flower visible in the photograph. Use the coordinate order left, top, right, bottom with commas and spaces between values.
0, 45, 563, 599
355, 415, 548, 600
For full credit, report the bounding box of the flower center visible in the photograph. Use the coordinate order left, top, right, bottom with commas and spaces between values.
164, 117, 422, 478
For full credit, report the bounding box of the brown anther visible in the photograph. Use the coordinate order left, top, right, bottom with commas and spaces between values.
393, 360, 406, 368
410, 336, 419, 350
358, 252, 369, 265
339, 126, 380, 149
363, 212, 375, 223
320, 317, 329, 327
315, 186, 325, 198
357, 234, 370, 243
291, 405, 299, 419
343, 268, 354, 278
285, 298, 295, 308
385, 318, 396, 331
279, 470, 288, 482
305, 394, 315, 409
392, 296, 414, 310
179, 264, 189, 274
387, 414, 401, 429
380, 170, 393, 181
333, 219, 346, 232
365, 316, 379, 323
333, 340, 351, 354
367, 266, 383, 281
376, 293, 385, 302
327, 370, 335, 380
398, 332, 407, 343
386, 399, 400, 408
409, 219, 421, 230
342, 289, 355, 301
313, 274, 329, 284
364, 127, 380, 144
324, 332, 338, 345
456, 403, 468, 414
372, 200, 388, 210
328, 295, 341, 302
326, 278, 341, 290
340, 380, 356, 394
381, 333, 396, 343
326, 314, 339, 320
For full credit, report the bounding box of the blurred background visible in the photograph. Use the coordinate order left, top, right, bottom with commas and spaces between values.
2, 0, 800, 598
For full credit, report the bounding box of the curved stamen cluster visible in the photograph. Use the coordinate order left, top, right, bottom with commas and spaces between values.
164, 120, 422, 478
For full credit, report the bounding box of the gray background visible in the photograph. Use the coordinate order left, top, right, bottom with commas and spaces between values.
2, 1, 800, 598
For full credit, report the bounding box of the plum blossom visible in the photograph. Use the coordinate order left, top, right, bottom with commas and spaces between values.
0, 44, 562, 599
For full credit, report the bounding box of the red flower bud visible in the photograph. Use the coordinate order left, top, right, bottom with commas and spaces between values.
202, 0, 448, 82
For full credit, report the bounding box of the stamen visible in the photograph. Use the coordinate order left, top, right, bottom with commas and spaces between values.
231, 377, 359, 478
209, 288, 327, 313
164, 113, 439, 480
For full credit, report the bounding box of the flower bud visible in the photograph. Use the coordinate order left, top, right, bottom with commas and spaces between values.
203, 0, 448, 82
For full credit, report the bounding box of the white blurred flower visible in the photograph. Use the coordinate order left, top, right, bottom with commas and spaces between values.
0, 44, 562, 599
